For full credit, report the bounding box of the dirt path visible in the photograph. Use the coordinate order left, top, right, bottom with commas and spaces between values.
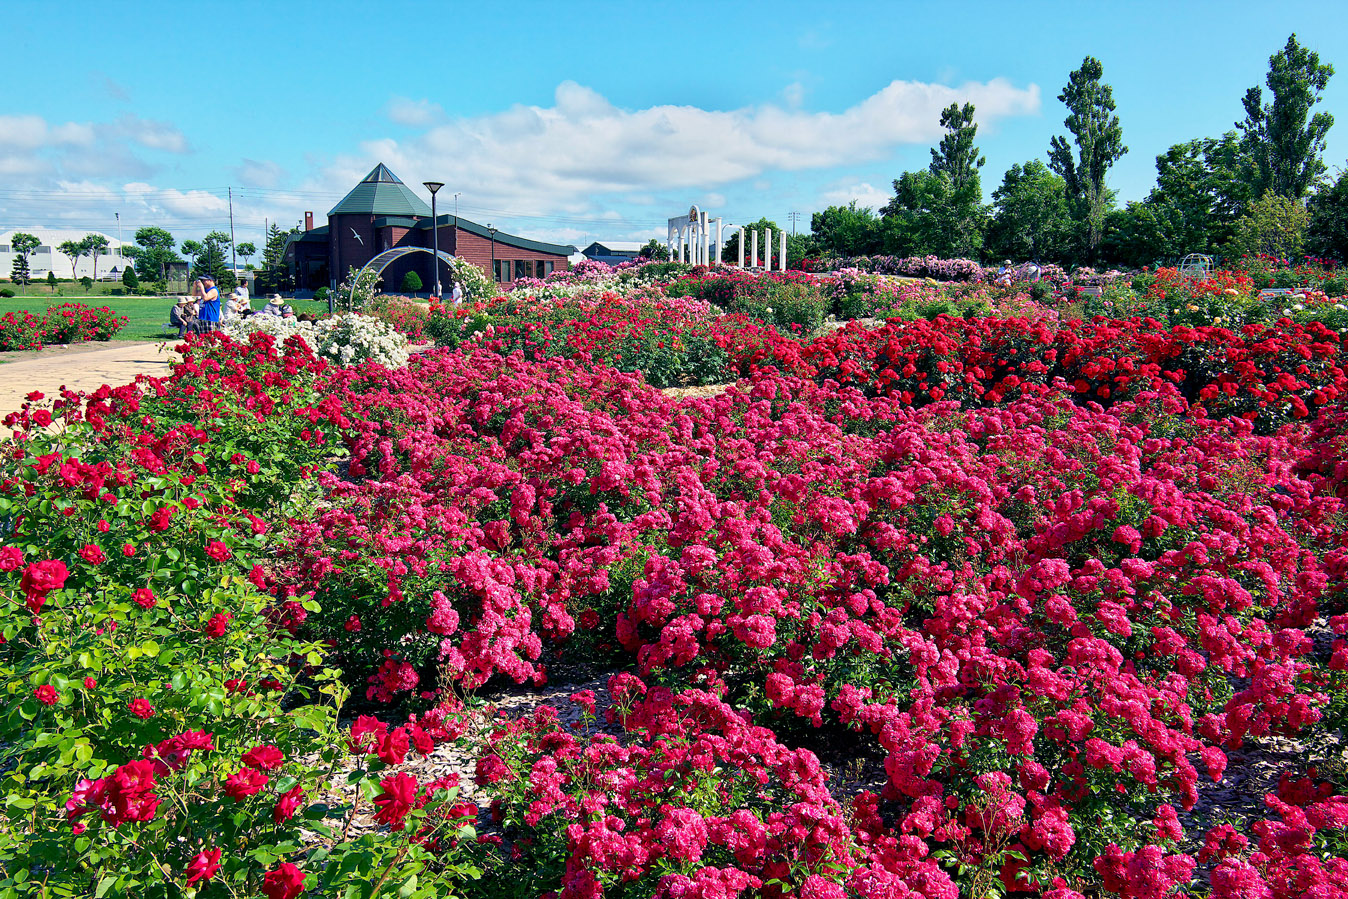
0, 340, 182, 427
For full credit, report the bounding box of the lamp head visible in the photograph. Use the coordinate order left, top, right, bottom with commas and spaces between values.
423, 181, 444, 195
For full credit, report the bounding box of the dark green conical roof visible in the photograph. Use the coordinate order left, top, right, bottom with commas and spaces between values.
328, 164, 432, 218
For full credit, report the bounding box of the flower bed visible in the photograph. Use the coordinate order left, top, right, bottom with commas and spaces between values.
0, 302, 126, 351
2, 265, 1347, 898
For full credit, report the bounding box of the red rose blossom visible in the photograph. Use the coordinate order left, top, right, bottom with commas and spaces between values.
242, 744, 285, 771
184, 848, 222, 886
35, 685, 59, 706
224, 768, 269, 801
204, 540, 232, 561
128, 698, 155, 719
261, 862, 307, 899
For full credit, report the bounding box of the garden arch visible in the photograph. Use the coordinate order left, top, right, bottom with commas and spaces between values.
349, 247, 460, 305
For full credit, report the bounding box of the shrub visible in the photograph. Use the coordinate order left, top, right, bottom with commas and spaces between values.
219, 313, 411, 369
121, 266, 139, 292
446, 256, 496, 301
0, 288, 14, 298
46, 271, 56, 287
313, 286, 330, 304
400, 270, 423, 292
79, 276, 93, 292
0, 346, 480, 897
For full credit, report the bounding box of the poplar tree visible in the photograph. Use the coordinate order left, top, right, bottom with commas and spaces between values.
1238, 33, 1334, 199
1048, 56, 1128, 260
929, 102, 985, 193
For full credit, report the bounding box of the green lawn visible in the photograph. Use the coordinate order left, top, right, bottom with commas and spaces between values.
0, 296, 333, 342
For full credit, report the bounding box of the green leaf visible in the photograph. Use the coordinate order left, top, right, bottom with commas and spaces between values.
397, 874, 418, 898
94, 876, 116, 898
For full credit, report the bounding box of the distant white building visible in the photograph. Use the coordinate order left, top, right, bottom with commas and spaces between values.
0, 228, 133, 281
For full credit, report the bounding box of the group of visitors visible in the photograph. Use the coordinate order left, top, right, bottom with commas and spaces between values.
995, 260, 1042, 287
170, 277, 295, 338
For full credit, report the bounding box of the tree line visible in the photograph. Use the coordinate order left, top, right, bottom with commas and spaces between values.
736, 34, 1345, 270
6, 224, 296, 294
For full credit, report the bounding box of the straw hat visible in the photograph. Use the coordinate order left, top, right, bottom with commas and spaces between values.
176, 296, 193, 305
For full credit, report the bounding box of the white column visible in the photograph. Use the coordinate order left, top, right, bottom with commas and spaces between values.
764, 229, 773, 269
701, 211, 710, 266
750, 230, 758, 269
715, 218, 724, 266
738, 228, 745, 268
780, 229, 788, 272
678, 227, 686, 263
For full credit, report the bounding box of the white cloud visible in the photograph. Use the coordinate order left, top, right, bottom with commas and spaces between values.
816, 180, 893, 211
236, 158, 287, 188
323, 77, 1040, 219
782, 82, 805, 109
0, 113, 189, 186
386, 96, 445, 127
118, 116, 190, 154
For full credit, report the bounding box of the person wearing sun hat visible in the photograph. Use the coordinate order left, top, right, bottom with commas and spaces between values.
169, 295, 196, 338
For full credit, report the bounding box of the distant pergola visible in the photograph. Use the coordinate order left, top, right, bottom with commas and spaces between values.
350, 247, 459, 304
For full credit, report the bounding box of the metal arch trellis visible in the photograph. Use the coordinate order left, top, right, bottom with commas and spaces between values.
348, 247, 460, 306
1178, 253, 1213, 281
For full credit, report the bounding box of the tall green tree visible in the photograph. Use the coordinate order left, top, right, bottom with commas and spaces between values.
1104, 135, 1251, 264
985, 160, 1074, 264
10, 233, 39, 289
810, 202, 883, 257
10, 255, 30, 287
82, 234, 110, 281
236, 242, 257, 268
880, 170, 983, 258
929, 102, 985, 193
180, 239, 203, 271
1231, 193, 1310, 259
261, 223, 295, 270
1238, 33, 1335, 199
1307, 165, 1348, 260
1048, 56, 1128, 260
191, 231, 236, 289
58, 239, 87, 280
129, 227, 181, 283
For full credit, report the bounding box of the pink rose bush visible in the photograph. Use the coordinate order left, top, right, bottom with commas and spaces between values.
2, 265, 1346, 898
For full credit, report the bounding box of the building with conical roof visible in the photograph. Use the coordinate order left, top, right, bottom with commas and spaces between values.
286, 163, 575, 293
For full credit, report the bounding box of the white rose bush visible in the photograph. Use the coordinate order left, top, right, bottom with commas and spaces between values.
223, 313, 410, 369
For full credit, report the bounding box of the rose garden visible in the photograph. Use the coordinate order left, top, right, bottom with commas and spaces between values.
0, 253, 1346, 899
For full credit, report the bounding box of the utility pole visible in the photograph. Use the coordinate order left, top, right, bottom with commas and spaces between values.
228, 187, 237, 277
788, 211, 801, 236
115, 212, 123, 263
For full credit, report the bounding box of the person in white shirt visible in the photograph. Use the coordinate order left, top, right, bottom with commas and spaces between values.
229, 279, 251, 318
450, 281, 464, 303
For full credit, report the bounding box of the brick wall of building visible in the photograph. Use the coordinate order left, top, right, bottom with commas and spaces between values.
452, 231, 570, 286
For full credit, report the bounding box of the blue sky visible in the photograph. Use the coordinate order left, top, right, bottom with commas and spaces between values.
4, 0, 1346, 252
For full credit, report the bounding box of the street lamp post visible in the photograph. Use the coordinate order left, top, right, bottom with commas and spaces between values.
423, 181, 444, 297
487, 224, 498, 284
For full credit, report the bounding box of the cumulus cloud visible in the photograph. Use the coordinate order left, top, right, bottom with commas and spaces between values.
323, 77, 1039, 218
0, 113, 189, 186
816, 179, 893, 211
236, 158, 287, 188
117, 116, 190, 154
386, 96, 445, 127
